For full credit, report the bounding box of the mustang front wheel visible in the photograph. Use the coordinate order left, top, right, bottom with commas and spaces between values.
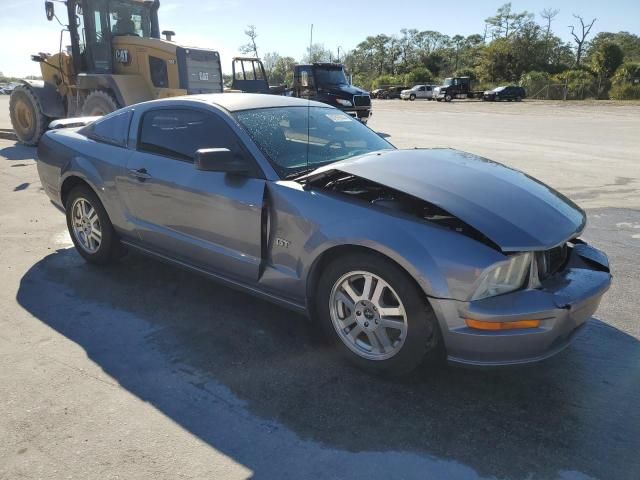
317, 252, 441, 375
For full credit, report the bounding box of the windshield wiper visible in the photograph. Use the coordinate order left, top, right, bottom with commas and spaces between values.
284, 166, 320, 180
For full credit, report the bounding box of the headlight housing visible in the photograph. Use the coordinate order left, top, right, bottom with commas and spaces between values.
335, 98, 353, 107
470, 252, 532, 301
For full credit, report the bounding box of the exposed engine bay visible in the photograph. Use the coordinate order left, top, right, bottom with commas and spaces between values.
305, 170, 499, 249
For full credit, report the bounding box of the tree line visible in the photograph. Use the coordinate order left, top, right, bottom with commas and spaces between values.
246, 3, 640, 99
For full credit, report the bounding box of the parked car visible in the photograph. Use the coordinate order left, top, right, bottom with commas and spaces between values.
400, 85, 434, 100
37, 94, 611, 375
0, 83, 18, 95
371, 88, 386, 99
483, 85, 526, 101
380, 86, 407, 99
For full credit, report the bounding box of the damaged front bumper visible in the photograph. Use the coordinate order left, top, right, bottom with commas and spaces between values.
430, 243, 612, 366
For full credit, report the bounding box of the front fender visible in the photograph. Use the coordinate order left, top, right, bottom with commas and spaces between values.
300, 210, 505, 302
302, 219, 451, 299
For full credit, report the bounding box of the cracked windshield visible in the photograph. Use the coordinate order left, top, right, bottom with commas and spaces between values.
235, 106, 392, 178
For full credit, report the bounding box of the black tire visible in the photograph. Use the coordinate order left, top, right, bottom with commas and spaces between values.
9, 85, 50, 145
444, 94, 452, 102
315, 252, 442, 376
515, 96, 522, 102
81, 90, 119, 116
409, 94, 416, 101
65, 186, 119, 265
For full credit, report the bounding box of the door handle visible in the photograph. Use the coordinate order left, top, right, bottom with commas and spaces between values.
128, 168, 152, 181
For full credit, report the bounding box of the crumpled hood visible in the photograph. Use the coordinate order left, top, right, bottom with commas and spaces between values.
318, 149, 586, 251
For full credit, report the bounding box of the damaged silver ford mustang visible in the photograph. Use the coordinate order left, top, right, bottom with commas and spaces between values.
37, 94, 611, 375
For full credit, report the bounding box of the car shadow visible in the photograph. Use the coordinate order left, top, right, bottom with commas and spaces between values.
17, 248, 640, 479
0, 142, 35, 161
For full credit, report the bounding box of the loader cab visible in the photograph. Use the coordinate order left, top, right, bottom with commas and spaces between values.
69, 0, 160, 74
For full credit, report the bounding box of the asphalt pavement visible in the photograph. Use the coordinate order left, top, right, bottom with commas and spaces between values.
1, 95, 639, 480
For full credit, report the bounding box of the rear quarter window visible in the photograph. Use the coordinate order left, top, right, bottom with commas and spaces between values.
81, 109, 132, 147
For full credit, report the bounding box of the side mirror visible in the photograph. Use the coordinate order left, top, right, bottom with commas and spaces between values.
162, 30, 175, 41
194, 148, 249, 175
45, 1, 55, 21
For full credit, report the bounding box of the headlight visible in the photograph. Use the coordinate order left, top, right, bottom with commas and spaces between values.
470, 252, 532, 300
335, 98, 353, 107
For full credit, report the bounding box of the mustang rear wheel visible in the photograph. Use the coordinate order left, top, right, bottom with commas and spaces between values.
65, 186, 118, 264
316, 252, 442, 375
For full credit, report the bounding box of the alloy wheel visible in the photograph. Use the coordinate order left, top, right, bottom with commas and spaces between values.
329, 270, 408, 360
71, 197, 102, 254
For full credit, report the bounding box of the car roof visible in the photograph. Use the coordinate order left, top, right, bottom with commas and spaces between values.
180, 93, 332, 112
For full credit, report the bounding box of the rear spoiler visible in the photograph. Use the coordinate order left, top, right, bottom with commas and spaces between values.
48, 116, 101, 130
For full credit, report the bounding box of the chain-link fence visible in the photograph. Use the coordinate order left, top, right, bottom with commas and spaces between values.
529, 82, 601, 100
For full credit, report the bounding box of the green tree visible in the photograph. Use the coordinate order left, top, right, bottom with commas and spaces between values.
612, 62, 640, 88
304, 43, 332, 63
485, 3, 533, 39
239, 25, 259, 58
591, 42, 624, 78
404, 67, 433, 85
588, 32, 640, 62
519, 71, 550, 96
477, 38, 515, 81
269, 56, 297, 86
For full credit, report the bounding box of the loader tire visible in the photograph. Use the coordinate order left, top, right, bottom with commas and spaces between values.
9, 85, 49, 145
82, 90, 119, 116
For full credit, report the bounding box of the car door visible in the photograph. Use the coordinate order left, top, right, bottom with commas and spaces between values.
121, 106, 266, 282
418, 86, 426, 99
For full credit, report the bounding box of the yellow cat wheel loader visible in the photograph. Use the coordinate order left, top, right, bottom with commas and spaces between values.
10, 0, 223, 145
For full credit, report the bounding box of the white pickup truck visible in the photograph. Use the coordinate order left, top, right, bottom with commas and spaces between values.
400, 84, 435, 101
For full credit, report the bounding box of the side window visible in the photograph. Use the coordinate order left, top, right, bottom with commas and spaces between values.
149, 57, 168, 87
299, 67, 314, 87
138, 108, 242, 161
83, 109, 132, 147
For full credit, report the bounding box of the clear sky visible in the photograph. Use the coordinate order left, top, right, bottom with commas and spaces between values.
1, 0, 638, 77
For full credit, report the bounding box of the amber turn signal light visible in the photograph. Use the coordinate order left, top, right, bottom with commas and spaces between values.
465, 319, 540, 330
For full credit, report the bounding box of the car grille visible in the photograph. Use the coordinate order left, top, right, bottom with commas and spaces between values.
353, 95, 371, 107
536, 243, 569, 281
176, 47, 223, 94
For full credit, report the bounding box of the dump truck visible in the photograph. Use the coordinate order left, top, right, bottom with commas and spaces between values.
9, 0, 223, 145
